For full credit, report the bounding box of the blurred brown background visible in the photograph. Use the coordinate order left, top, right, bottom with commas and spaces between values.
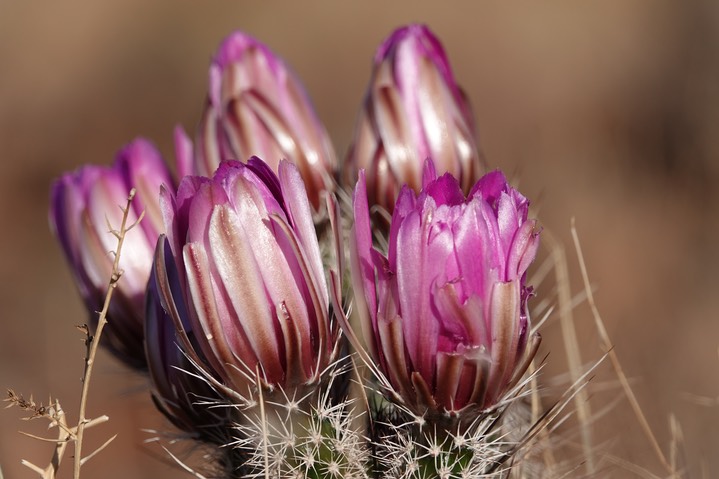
1, 1, 718, 477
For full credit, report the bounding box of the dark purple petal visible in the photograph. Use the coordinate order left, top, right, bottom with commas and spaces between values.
246, 157, 285, 212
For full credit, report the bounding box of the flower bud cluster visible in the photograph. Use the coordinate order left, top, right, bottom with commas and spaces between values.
49, 24, 541, 476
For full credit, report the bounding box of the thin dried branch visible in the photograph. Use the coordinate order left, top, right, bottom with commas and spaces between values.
73, 188, 141, 479
9, 394, 111, 479
18, 403, 71, 479
5, 390, 58, 421
80, 434, 117, 466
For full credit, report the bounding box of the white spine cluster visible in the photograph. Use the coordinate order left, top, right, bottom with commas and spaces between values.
230, 364, 371, 479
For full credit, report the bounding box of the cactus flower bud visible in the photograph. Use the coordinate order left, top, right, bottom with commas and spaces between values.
349, 161, 540, 416
194, 31, 337, 211
152, 158, 335, 399
49, 139, 173, 369
345, 24, 482, 215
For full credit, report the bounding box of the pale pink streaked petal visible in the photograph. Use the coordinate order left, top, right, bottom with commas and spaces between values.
207, 205, 284, 384
277, 160, 327, 306
183, 241, 256, 387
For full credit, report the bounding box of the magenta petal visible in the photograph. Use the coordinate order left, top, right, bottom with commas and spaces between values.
345, 24, 481, 215
496, 191, 521, 260
387, 185, 416, 270
182, 241, 255, 387
375, 25, 457, 96
49, 135, 176, 370
421, 157, 438, 188
422, 172, 465, 207
451, 199, 491, 299
150, 153, 334, 400
220, 160, 288, 222
469, 169, 506, 204
396, 209, 439, 382
198, 30, 336, 212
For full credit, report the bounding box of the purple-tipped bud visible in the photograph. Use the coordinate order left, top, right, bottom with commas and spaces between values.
349, 161, 540, 416
345, 24, 482, 215
49, 139, 174, 369
193, 31, 337, 212
152, 158, 336, 399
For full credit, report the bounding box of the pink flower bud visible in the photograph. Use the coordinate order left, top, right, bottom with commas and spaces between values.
194, 32, 337, 212
50, 139, 173, 368
349, 161, 540, 416
345, 24, 482, 215
152, 158, 336, 398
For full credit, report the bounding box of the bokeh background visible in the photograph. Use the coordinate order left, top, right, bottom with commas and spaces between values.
2, 1, 718, 477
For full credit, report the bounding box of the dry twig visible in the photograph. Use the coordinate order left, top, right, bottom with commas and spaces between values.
5, 189, 141, 479
73, 187, 143, 479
